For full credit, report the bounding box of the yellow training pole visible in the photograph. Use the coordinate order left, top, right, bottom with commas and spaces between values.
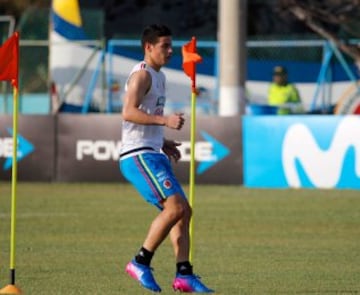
182, 36, 201, 264
0, 86, 22, 294
189, 89, 197, 263
10, 85, 18, 282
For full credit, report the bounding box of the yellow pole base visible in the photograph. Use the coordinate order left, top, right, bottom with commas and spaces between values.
0, 284, 22, 294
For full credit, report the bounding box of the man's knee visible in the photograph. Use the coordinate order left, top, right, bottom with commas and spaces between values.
183, 202, 192, 221
163, 194, 191, 222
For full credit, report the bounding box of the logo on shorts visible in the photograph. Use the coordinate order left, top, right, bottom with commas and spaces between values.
163, 179, 172, 189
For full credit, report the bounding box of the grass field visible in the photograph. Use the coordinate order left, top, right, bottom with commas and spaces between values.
0, 182, 359, 294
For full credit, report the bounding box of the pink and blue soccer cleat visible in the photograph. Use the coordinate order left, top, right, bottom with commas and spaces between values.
172, 273, 214, 293
125, 260, 162, 292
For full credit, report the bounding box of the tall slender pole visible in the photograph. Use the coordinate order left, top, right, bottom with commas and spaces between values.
182, 36, 201, 263
188, 36, 198, 263
0, 31, 22, 295
0, 86, 22, 295
10, 85, 18, 284
218, 0, 247, 116
189, 88, 196, 263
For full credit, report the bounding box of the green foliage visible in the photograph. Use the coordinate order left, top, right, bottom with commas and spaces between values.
0, 183, 359, 294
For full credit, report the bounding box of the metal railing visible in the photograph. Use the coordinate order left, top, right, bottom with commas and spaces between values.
1, 38, 359, 114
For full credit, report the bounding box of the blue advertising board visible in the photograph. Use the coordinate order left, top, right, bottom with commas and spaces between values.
243, 115, 360, 189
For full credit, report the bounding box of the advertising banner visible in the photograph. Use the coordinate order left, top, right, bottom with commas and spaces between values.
165, 115, 242, 184
0, 114, 241, 183
57, 114, 123, 182
57, 114, 242, 184
243, 115, 360, 189
0, 115, 55, 181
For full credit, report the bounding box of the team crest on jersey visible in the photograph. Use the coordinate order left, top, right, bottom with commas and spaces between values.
163, 179, 172, 189
156, 96, 166, 107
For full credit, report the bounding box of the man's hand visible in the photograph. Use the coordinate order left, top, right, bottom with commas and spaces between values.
162, 139, 182, 162
165, 113, 185, 130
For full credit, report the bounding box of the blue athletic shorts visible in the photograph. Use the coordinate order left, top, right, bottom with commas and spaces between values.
120, 152, 187, 209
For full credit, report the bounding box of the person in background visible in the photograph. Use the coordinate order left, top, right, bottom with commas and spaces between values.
268, 66, 302, 114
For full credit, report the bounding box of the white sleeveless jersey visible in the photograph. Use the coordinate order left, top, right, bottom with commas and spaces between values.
121, 61, 166, 156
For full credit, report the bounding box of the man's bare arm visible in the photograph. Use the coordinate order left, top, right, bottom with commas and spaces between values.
122, 70, 185, 130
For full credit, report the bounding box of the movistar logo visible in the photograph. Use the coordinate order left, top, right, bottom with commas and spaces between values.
282, 117, 360, 188
0, 128, 35, 171
178, 131, 230, 174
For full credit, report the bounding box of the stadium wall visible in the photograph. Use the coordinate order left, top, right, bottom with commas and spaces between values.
0, 114, 242, 184
2, 114, 359, 188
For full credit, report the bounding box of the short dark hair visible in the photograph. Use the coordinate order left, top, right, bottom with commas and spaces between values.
141, 24, 172, 51
273, 66, 287, 76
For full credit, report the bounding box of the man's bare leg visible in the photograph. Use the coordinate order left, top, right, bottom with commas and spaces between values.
169, 203, 191, 263
142, 194, 189, 253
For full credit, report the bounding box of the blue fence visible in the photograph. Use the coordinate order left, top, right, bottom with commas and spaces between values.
105, 39, 219, 113
1, 39, 359, 114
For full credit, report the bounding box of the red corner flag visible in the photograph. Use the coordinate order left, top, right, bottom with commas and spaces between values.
0, 32, 19, 88
182, 37, 202, 85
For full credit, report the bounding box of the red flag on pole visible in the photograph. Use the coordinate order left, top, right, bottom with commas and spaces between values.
182, 37, 202, 87
0, 31, 21, 294
0, 32, 19, 88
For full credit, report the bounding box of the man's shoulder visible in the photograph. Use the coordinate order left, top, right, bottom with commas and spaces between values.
126, 64, 152, 92
130, 61, 148, 73
129, 62, 151, 80
288, 83, 299, 91
269, 83, 280, 90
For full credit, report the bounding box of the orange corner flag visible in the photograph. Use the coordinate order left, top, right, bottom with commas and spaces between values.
182, 37, 202, 263
182, 37, 202, 83
0, 32, 19, 88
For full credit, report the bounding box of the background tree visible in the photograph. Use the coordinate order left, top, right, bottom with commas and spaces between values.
278, 0, 360, 68
0, 0, 49, 20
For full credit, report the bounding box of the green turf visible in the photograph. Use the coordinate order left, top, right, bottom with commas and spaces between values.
0, 182, 359, 294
